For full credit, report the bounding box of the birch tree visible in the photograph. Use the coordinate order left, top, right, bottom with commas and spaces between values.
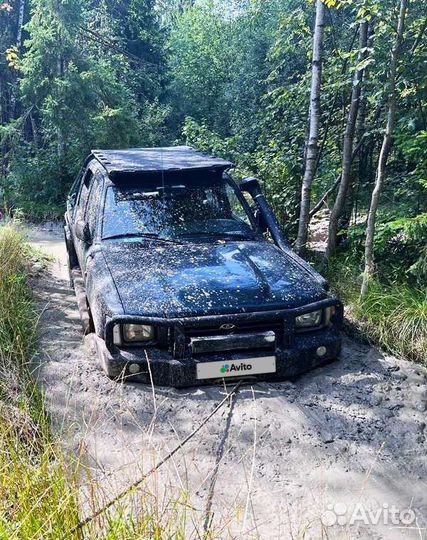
361, 0, 408, 296
16, 0, 25, 49
9, 0, 25, 117
295, 0, 325, 254
326, 20, 369, 258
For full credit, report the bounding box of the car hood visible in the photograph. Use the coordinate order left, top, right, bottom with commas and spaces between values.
102, 240, 327, 318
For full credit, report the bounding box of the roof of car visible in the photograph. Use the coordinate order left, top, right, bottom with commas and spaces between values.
90, 146, 233, 176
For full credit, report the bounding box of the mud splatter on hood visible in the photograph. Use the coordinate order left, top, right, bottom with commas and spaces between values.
101, 239, 327, 317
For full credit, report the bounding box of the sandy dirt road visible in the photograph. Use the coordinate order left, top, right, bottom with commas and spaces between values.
28, 223, 427, 540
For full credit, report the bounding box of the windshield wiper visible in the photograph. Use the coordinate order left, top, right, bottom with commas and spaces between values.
178, 232, 256, 241
102, 232, 180, 244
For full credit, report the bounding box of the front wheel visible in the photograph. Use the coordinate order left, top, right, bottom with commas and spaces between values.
67, 250, 76, 289
64, 227, 79, 289
84, 299, 95, 335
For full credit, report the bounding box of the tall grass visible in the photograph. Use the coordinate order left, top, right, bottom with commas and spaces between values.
0, 224, 201, 540
0, 224, 81, 539
0, 224, 35, 368
356, 283, 427, 363
325, 253, 427, 364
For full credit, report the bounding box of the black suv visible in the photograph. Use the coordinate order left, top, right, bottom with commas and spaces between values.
64, 146, 342, 386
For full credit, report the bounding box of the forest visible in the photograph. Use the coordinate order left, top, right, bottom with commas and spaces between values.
0, 1, 427, 538
1, 0, 426, 358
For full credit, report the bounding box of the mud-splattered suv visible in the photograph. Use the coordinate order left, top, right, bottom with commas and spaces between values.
64, 146, 343, 386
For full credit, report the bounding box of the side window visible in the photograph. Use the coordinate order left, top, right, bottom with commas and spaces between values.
76, 169, 94, 216
225, 183, 251, 227
84, 173, 104, 238
67, 170, 84, 211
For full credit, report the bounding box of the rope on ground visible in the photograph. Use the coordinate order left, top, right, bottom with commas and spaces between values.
202, 381, 239, 535
63, 380, 242, 539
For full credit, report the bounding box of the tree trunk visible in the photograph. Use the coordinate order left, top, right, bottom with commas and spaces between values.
326, 20, 368, 259
295, 0, 325, 254
356, 77, 368, 187
10, 0, 25, 118
57, 25, 66, 159
30, 112, 40, 154
309, 135, 365, 219
353, 24, 375, 223
361, 0, 408, 296
16, 0, 26, 49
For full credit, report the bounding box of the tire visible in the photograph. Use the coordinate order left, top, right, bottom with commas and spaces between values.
84, 299, 95, 335
85, 333, 126, 380
65, 235, 79, 269
64, 228, 79, 289
67, 251, 76, 290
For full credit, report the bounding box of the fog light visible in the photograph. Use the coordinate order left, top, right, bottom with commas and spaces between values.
128, 363, 140, 374
316, 346, 327, 357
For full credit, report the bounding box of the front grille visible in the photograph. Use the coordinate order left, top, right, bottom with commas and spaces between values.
173, 318, 286, 359
183, 319, 283, 337
190, 330, 276, 355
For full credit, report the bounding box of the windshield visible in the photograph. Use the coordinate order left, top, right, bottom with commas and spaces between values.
102, 174, 256, 241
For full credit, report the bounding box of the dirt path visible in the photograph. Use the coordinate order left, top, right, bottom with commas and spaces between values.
29, 223, 427, 540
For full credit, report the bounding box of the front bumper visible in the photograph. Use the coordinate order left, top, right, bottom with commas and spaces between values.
94, 331, 341, 387
95, 305, 342, 387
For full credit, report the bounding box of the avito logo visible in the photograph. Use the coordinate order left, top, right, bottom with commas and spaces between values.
220, 363, 253, 374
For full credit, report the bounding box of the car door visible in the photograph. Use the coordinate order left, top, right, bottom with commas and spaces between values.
73, 167, 94, 269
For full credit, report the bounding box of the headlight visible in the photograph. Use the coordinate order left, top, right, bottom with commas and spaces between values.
295, 309, 322, 328
123, 324, 155, 342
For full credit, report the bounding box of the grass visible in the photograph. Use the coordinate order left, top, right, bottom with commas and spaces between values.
0, 224, 81, 539
325, 252, 427, 364
355, 283, 427, 363
0, 223, 209, 540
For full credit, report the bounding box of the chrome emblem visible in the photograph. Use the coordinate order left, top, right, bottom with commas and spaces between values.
220, 323, 236, 331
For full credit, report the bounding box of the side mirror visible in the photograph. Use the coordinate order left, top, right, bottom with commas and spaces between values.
75, 219, 92, 244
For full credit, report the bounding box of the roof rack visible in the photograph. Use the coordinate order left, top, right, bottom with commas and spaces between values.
90, 146, 233, 176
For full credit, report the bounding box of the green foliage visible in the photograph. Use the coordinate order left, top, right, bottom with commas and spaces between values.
182, 117, 239, 162
167, 0, 234, 133
1, 0, 168, 211
345, 214, 427, 286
